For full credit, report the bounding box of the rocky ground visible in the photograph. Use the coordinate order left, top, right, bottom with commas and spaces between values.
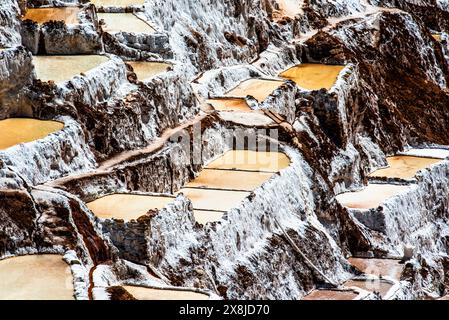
1, 0, 449, 300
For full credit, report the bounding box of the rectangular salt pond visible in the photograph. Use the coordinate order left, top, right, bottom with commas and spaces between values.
226, 79, 284, 102
207, 150, 291, 172
207, 98, 251, 112
369, 156, 441, 180
0, 118, 64, 151
33, 55, 110, 83
23, 7, 81, 25
349, 258, 403, 280
90, 0, 145, 6
344, 279, 393, 298
122, 286, 209, 300
302, 289, 357, 300
218, 111, 274, 126
87, 193, 225, 224
280, 63, 345, 91
186, 169, 275, 191
98, 13, 156, 34
336, 184, 409, 209
88, 150, 290, 223
86, 194, 175, 221
193, 210, 225, 225
0, 255, 74, 300
177, 188, 250, 212
127, 61, 171, 81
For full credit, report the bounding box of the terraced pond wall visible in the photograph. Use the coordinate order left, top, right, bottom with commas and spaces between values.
21, 5, 102, 55
350, 161, 449, 257
29, 57, 198, 159
0, 117, 96, 185
0, 47, 34, 118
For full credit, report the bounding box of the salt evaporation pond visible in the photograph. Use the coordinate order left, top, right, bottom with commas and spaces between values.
193, 210, 226, 225
0, 118, 64, 151
122, 286, 209, 300
23, 7, 81, 25
344, 279, 393, 298
186, 169, 275, 191
90, 0, 145, 6
218, 112, 274, 126
88, 150, 290, 223
302, 289, 357, 300
369, 156, 441, 180
127, 61, 171, 81
178, 150, 289, 216
336, 184, 409, 209
349, 258, 403, 280
207, 150, 291, 172
33, 55, 110, 83
207, 98, 251, 112
280, 63, 345, 91
87, 194, 175, 221
226, 79, 284, 102
0, 255, 74, 300
178, 188, 251, 212
98, 13, 155, 34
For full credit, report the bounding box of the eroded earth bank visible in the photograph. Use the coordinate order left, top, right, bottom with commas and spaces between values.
2, 0, 449, 300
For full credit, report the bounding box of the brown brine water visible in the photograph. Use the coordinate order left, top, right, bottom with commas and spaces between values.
302, 290, 357, 300
98, 13, 155, 34
127, 61, 171, 81
207, 150, 291, 172
122, 286, 209, 300
33, 55, 110, 83
86, 194, 175, 221
88, 150, 290, 224
0, 255, 74, 300
186, 169, 275, 191
370, 156, 441, 180
207, 98, 251, 112
344, 279, 393, 297
349, 258, 403, 280
0, 118, 64, 151
23, 7, 81, 25
280, 63, 345, 90
226, 79, 284, 102
336, 184, 409, 209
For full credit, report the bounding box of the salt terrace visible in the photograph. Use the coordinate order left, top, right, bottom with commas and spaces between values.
87, 150, 291, 224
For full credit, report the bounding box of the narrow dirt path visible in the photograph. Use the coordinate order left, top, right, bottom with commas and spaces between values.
45, 114, 208, 188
